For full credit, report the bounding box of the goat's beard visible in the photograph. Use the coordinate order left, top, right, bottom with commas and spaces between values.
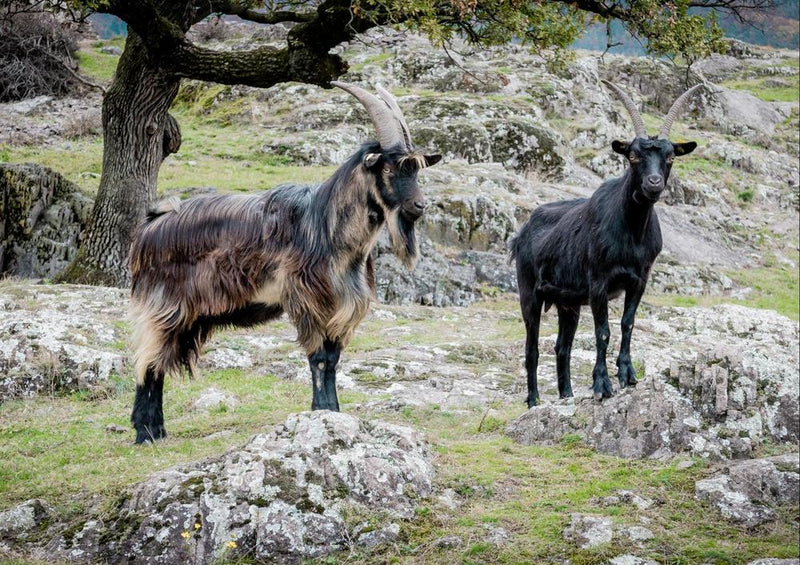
387, 208, 420, 270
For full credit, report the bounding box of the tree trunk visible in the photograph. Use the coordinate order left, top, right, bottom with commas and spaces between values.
56, 33, 181, 287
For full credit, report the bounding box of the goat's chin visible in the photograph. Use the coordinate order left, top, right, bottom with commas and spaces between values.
387, 209, 420, 270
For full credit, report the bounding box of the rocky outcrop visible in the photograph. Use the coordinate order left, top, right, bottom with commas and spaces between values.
695, 453, 799, 527
507, 305, 799, 460
0, 283, 126, 399
0, 163, 92, 279
0, 499, 51, 542
50, 411, 433, 564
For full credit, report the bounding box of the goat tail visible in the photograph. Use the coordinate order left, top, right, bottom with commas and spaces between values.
508, 234, 520, 264
145, 196, 181, 222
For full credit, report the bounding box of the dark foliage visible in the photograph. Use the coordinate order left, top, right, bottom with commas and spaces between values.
0, 8, 80, 102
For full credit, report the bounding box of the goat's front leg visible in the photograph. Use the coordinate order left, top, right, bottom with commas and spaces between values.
131, 366, 166, 444
555, 305, 580, 399
308, 340, 341, 411
617, 283, 645, 388
590, 286, 615, 401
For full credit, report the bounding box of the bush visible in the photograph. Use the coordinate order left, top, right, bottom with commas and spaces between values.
0, 7, 81, 102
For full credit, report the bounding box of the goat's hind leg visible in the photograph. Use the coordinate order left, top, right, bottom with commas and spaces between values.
555, 305, 579, 399
131, 366, 166, 444
521, 290, 544, 408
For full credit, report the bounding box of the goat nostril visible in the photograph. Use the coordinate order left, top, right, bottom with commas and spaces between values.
647, 175, 663, 187
414, 200, 426, 210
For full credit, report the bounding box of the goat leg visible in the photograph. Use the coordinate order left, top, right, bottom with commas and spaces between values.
590, 289, 615, 401
131, 366, 167, 444
521, 290, 543, 408
616, 284, 645, 388
555, 306, 579, 399
323, 339, 342, 412
308, 347, 337, 411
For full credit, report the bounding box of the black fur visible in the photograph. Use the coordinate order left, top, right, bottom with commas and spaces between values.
511, 136, 696, 406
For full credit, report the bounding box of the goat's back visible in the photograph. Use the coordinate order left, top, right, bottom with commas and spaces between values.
510, 198, 588, 265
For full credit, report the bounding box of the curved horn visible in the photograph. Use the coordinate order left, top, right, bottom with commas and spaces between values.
601, 79, 647, 139
375, 83, 413, 150
658, 83, 705, 139
331, 81, 406, 151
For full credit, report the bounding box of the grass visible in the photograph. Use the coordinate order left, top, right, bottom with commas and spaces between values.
75, 38, 126, 82
2, 380, 797, 565
722, 76, 800, 103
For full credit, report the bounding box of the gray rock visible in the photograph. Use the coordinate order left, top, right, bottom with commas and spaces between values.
55, 412, 433, 564
619, 525, 654, 542
508, 306, 799, 461
694, 86, 789, 137
695, 454, 799, 527
507, 376, 702, 459
1, 163, 92, 279
355, 522, 400, 548
0, 283, 127, 400
609, 556, 659, 565
7, 95, 53, 115
192, 387, 239, 412
563, 514, 613, 549
434, 535, 462, 548
745, 560, 800, 565
0, 499, 51, 541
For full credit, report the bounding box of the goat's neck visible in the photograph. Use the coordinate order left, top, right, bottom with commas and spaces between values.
317, 179, 382, 263
622, 169, 656, 237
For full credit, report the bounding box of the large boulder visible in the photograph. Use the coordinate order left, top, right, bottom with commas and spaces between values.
0, 163, 92, 278
51, 412, 434, 564
693, 85, 792, 137
695, 453, 799, 527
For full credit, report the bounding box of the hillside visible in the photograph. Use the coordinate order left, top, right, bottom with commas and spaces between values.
0, 23, 798, 565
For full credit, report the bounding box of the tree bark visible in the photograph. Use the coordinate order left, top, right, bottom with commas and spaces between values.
56, 33, 180, 287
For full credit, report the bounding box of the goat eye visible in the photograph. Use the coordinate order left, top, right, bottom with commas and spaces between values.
628, 153, 640, 163
666, 156, 674, 164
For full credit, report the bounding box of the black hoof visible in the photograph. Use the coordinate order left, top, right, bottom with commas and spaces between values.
593, 391, 603, 402
311, 403, 340, 412
526, 397, 540, 409
559, 390, 574, 399
628, 375, 638, 387
134, 425, 166, 444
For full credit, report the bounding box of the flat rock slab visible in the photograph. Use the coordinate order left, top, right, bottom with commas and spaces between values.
51, 411, 434, 564
563, 513, 613, 549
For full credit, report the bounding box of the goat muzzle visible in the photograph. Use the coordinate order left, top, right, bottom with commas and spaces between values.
402, 199, 426, 220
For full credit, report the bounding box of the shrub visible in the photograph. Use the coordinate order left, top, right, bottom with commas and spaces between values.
0, 7, 81, 102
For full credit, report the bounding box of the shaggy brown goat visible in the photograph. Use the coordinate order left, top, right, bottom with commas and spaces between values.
129, 83, 441, 443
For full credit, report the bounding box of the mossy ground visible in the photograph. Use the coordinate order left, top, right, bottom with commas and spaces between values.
1, 298, 798, 565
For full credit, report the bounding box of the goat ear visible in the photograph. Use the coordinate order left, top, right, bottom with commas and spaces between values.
363, 153, 381, 168
423, 154, 442, 168
673, 141, 697, 156
611, 140, 629, 155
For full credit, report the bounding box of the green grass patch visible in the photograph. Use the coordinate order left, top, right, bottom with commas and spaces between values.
728, 261, 799, 320
722, 76, 800, 103
76, 38, 125, 82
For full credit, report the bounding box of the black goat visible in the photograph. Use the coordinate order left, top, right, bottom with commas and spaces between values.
511, 82, 703, 406
129, 83, 440, 443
